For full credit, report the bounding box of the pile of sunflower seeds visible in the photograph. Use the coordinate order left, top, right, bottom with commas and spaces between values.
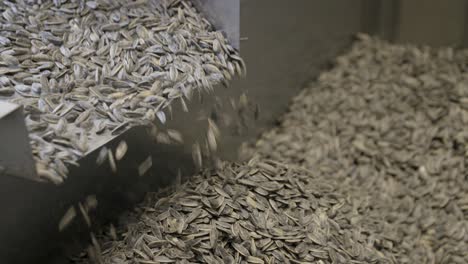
76, 159, 392, 264
250, 34, 468, 263
77, 34, 468, 264
0, 0, 245, 184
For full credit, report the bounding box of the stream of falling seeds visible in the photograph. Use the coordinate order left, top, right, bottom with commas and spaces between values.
74, 34, 468, 264
0, 0, 245, 184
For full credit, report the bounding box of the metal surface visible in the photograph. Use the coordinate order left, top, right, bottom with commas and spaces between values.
0, 101, 36, 180
361, 0, 399, 41
192, 0, 240, 50
397, 0, 466, 47
362, 0, 468, 47
216, 0, 364, 161
0, 1, 364, 263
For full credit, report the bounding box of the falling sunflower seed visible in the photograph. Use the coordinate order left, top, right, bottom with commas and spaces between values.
138, 156, 152, 176
108, 149, 117, 173
115, 141, 128, 161
58, 206, 77, 231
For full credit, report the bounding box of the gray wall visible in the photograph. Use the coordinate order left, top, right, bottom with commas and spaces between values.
367, 0, 468, 47
398, 0, 466, 47
218, 0, 363, 160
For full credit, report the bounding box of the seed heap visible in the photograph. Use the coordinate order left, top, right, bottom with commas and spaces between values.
77, 34, 468, 264
76, 159, 392, 264
252, 34, 468, 263
0, 0, 245, 184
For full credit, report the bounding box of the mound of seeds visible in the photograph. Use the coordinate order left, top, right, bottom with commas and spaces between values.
76, 34, 468, 264
76, 159, 392, 264
251, 34, 468, 263
0, 0, 244, 184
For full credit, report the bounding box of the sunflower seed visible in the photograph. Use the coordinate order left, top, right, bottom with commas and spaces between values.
115, 141, 128, 161
138, 156, 152, 176
58, 206, 76, 231
108, 149, 117, 173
